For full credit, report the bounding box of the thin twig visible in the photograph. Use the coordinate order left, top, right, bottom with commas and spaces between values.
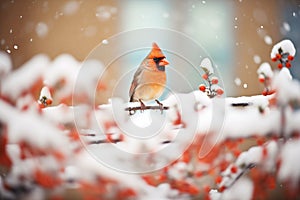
227, 163, 256, 189
125, 106, 169, 112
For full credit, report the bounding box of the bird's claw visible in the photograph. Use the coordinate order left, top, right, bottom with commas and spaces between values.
155, 99, 164, 114
139, 99, 146, 112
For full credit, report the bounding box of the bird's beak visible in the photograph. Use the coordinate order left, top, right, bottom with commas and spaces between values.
159, 58, 169, 66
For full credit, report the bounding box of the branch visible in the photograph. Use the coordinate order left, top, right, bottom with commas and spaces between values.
125, 106, 169, 112
227, 163, 256, 188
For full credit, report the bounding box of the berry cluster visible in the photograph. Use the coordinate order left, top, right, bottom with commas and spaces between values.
38, 86, 53, 108
199, 73, 224, 98
257, 63, 274, 96
271, 47, 294, 69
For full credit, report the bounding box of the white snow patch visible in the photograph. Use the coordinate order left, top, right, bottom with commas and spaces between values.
0, 51, 12, 77
264, 35, 273, 45
168, 162, 188, 180
271, 39, 296, 58
222, 177, 253, 200
102, 39, 109, 44
272, 68, 300, 105
1, 54, 50, 100
35, 22, 48, 38
96, 6, 117, 21
63, 1, 80, 15
278, 139, 300, 185
43, 54, 80, 99
283, 22, 291, 32
0, 100, 69, 152
200, 57, 214, 74
257, 62, 273, 78
39, 86, 52, 101
253, 54, 261, 64
234, 77, 241, 86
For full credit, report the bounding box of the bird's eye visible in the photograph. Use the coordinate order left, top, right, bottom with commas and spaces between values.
153, 57, 159, 62
153, 57, 165, 63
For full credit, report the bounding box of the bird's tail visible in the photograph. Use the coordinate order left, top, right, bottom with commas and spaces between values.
129, 96, 134, 102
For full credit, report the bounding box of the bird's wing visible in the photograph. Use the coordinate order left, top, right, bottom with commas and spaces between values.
129, 65, 143, 102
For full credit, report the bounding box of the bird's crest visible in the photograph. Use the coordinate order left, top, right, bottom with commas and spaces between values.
148, 42, 165, 59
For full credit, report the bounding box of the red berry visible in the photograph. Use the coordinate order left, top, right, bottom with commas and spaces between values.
233, 149, 241, 157
216, 88, 224, 96
262, 89, 268, 96
278, 63, 283, 69
288, 55, 294, 61
258, 75, 265, 83
46, 99, 52, 105
202, 74, 208, 80
215, 176, 222, 184
230, 165, 238, 173
211, 77, 219, 84
219, 185, 226, 192
276, 53, 282, 59
271, 57, 277, 62
262, 147, 268, 158
203, 185, 211, 193
285, 62, 291, 68
199, 84, 206, 92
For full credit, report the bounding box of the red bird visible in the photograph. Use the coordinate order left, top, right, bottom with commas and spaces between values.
129, 42, 169, 109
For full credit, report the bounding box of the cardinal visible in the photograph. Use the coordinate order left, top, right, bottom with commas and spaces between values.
129, 42, 169, 110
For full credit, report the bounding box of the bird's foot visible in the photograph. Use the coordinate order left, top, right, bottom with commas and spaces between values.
139, 99, 146, 112
155, 99, 164, 114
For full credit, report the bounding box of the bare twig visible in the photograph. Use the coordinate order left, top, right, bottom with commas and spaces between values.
125, 106, 169, 112
227, 163, 256, 189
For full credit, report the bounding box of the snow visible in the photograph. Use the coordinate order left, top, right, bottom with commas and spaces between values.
253, 55, 261, 64
270, 39, 296, 58
168, 162, 188, 180
102, 39, 109, 44
282, 22, 291, 32
218, 178, 253, 200
16, 94, 36, 111
236, 146, 262, 166
74, 59, 104, 100
200, 57, 214, 74
2, 47, 300, 199
1, 54, 50, 100
278, 139, 300, 185
209, 189, 222, 200
257, 62, 273, 78
71, 150, 150, 192
234, 77, 241, 86
263, 141, 279, 172
0, 100, 69, 152
35, 22, 48, 38
272, 68, 300, 105
43, 54, 80, 99
39, 86, 52, 101
96, 6, 117, 21
264, 35, 273, 45
63, 1, 80, 15
0, 51, 12, 77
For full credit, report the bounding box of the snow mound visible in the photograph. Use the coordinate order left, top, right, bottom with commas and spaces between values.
271, 39, 296, 58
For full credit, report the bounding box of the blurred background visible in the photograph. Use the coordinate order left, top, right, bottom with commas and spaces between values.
0, 0, 299, 101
